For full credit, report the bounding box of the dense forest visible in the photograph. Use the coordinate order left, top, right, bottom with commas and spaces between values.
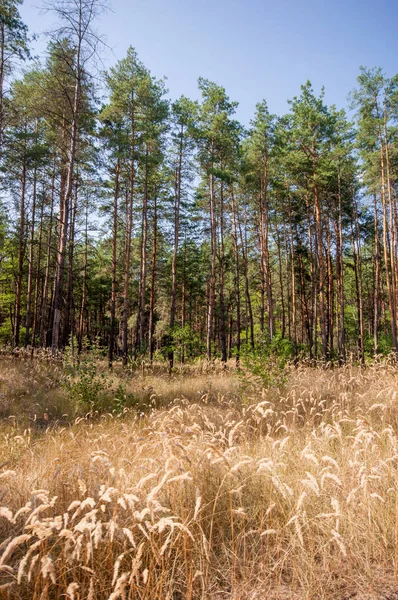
1, 0, 398, 367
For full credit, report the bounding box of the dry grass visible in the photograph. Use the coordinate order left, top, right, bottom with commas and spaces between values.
1, 359, 398, 598
0, 356, 240, 423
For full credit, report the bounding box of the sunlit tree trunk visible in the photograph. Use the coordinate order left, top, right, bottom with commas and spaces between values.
373, 193, 380, 354
148, 194, 157, 365
108, 158, 120, 369
25, 162, 38, 346
230, 185, 241, 366
40, 164, 56, 347
122, 104, 135, 367
14, 136, 27, 348
168, 124, 184, 371
218, 181, 227, 364
352, 192, 365, 365
135, 148, 149, 356
206, 160, 216, 361
78, 197, 89, 353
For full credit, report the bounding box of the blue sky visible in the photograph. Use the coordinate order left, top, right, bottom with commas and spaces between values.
19, 0, 398, 125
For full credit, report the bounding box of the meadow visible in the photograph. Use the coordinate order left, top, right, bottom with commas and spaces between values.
0, 357, 398, 599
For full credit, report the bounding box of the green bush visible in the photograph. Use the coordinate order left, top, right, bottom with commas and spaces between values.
238, 335, 294, 390
62, 349, 107, 412
62, 341, 144, 415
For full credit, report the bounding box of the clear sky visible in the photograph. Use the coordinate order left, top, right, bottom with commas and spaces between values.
19, 0, 398, 125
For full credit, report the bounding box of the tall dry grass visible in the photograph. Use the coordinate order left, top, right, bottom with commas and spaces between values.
1, 360, 398, 598
0, 356, 240, 424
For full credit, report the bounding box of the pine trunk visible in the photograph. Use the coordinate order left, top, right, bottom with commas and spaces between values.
108, 158, 120, 369
206, 161, 216, 361
14, 147, 27, 348
168, 124, 184, 371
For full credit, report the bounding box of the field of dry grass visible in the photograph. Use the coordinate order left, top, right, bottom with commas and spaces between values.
1, 358, 398, 598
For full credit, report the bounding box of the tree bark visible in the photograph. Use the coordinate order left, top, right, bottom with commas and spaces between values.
135, 148, 149, 356
14, 141, 27, 348
122, 95, 135, 367
230, 185, 241, 366
78, 196, 89, 353
148, 194, 157, 365
52, 59, 81, 354
218, 181, 227, 364
206, 155, 216, 361
168, 123, 184, 371
108, 158, 120, 368
373, 193, 380, 354
25, 161, 38, 347
40, 163, 56, 347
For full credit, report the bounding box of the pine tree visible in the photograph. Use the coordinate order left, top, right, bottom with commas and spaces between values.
0, 0, 30, 158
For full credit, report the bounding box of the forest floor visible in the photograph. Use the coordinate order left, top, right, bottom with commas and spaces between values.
1, 357, 398, 598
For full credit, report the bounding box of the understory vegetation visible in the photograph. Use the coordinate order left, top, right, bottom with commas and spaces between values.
1, 356, 398, 599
